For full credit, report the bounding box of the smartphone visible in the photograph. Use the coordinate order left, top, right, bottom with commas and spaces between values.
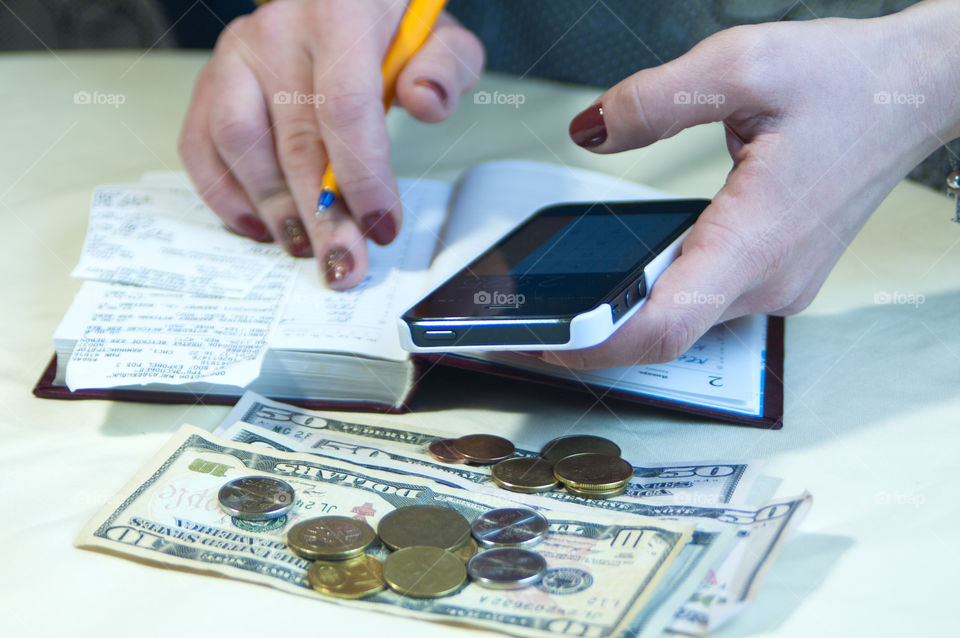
398, 199, 709, 352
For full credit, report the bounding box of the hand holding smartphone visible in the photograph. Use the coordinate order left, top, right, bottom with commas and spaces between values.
399, 199, 709, 352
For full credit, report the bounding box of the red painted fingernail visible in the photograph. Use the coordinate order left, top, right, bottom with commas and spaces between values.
281, 218, 312, 257
324, 247, 355, 285
414, 77, 448, 107
361, 210, 397, 246
569, 102, 607, 148
233, 214, 272, 242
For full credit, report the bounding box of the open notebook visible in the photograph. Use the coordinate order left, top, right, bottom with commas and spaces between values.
35, 161, 783, 428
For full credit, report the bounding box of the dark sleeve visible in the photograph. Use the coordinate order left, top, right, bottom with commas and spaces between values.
159, 0, 256, 48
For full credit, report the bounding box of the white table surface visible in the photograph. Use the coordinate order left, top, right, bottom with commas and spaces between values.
1, 51, 958, 637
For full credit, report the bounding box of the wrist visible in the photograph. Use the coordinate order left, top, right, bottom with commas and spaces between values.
887, 0, 960, 145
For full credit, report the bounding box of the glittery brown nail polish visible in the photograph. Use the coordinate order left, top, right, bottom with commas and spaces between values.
324, 248, 355, 284
281, 218, 311, 257
361, 210, 397, 246
569, 102, 607, 148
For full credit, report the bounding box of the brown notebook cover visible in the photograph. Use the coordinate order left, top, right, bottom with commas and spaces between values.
417, 316, 784, 429
31, 354, 417, 415
33, 316, 783, 427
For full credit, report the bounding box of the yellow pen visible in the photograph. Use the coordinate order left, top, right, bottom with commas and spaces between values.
316, 0, 448, 215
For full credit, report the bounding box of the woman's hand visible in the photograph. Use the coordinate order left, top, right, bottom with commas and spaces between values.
550, 0, 960, 369
179, 0, 484, 288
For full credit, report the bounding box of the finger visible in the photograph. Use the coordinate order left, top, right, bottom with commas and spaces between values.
569, 31, 754, 152
178, 60, 271, 242
306, 198, 370, 290
543, 190, 776, 369
208, 54, 312, 256
313, 4, 403, 247
396, 13, 485, 123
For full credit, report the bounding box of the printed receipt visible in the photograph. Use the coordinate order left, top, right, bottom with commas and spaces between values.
71, 185, 285, 298
62, 262, 294, 391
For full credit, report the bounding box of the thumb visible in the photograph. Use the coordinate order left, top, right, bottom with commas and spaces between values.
396, 13, 485, 124
569, 32, 749, 152
542, 192, 770, 370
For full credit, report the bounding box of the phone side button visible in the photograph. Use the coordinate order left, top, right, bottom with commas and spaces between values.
424, 330, 457, 340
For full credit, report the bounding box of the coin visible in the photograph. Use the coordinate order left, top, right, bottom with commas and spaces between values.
383, 546, 467, 598
467, 548, 547, 590
451, 537, 479, 563
377, 505, 471, 551
287, 516, 376, 561
428, 438, 467, 464
217, 476, 295, 521
307, 554, 385, 599
540, 435, 621, 463
564, 483, 629, 499
471, 508, 549, 549
491, 457, 558, 493
553, 453, 633, 490
454, 434, 515, 464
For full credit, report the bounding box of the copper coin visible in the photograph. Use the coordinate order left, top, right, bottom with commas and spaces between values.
428, 438, 468, 464
454, 434, 515, 464
491, 457, 558, 493
564, 483, 629, 499
553, 453, 633, 490
540, 435, 621, 463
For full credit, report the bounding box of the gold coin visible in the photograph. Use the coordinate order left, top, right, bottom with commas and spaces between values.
307, 554, 385, 599
377, 505, 471, 551
428, 438, 467, 464
454, 434, 515, 464
492, 457, 559, 493
287, 516, 377, 561
553, 453, 633, 490
564, 483, 629, 499
383, 546, 467, 598
450, 537, 478, 563
540, 435, 621, 463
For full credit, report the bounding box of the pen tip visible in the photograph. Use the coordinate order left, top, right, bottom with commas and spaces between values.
315, 190, 336, 216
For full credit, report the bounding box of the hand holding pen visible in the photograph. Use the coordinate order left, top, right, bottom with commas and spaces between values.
179, 0, 484, 289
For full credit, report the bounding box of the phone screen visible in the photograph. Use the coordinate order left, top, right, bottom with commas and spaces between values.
407, 200, 706, 320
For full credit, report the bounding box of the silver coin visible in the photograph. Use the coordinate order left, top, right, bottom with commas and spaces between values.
470, 508, 548, 549
467, 548, 547, 590
217, 476, 295, 521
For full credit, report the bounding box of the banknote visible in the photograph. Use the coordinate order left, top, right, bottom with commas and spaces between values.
667, 494, 812, 635
216, 392, 763, 507
77, 425, 696, 638
217, 407, 810, 635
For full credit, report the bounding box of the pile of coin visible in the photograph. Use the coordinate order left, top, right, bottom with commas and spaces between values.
430, 433, 633, 499
217, 478, 552, 600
